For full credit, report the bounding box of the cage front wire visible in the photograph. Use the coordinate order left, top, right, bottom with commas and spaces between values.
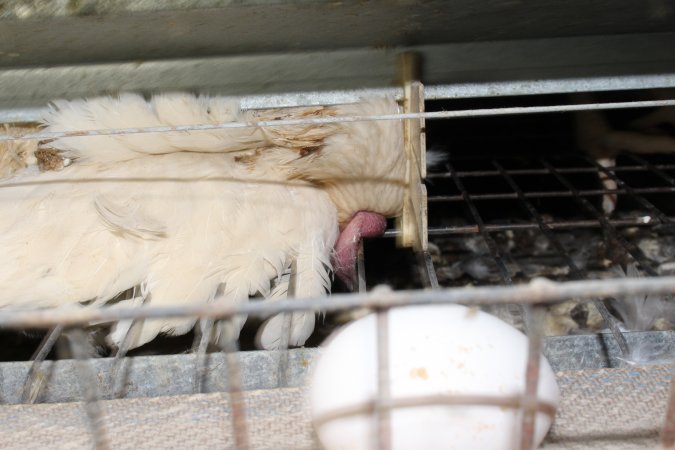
0, 87, 673, 450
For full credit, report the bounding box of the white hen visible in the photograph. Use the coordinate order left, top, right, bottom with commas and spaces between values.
0, 94, 406, 350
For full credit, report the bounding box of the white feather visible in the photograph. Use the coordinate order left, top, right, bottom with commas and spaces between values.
0, 150, 338, 349
611, 263, 675, 365
611, 263, 675, 332
43, 93, 268, 163
256, 227, 336, 350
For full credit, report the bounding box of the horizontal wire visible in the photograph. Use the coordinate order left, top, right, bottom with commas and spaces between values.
381, 216, 658, 237
428, 186, 675, 202
1, 99, 675, 143
1, 276, 675, 329
313, 394, 557, 429
1, 73, 674, 124
428, 164, 675, 178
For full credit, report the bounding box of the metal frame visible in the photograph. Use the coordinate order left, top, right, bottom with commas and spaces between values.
1, 278, 675, 449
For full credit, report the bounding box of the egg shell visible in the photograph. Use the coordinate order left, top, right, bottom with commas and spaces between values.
310, 304, 559, 450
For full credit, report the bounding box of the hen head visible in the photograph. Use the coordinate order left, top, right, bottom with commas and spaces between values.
288, 97, 407, 286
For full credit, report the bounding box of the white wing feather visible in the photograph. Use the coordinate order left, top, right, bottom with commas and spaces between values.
0, 150, 338, 349
255, 228, 335, 349
43, 93, 269, 163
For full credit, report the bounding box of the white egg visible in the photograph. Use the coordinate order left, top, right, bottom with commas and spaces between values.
310, 304, 559, 450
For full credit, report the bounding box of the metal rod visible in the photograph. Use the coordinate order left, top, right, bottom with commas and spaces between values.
63, 329, 110, 450
313, 394, 558, 429
520, 306, 545, 450
275, 262, 296, 389
193, 318, 214, 394
401, 217, 658, 238
357, 240, 367, 294
428, 186, 675, 203
418, 251, 440, 289
3, 99, 675, 143
374, 309, 391, 450
427, 164, 675, 179
220, 320, 250, 450
109, 289, 150, 399
662, 363, 675, 449
424, 74, 675, 100
110, 319, 143, 399
2, 277, 675, 329
2, 73, 674, 124
21, 325, 63, 403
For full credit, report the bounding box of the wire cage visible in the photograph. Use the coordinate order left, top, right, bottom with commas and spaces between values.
0, 2, 674, 450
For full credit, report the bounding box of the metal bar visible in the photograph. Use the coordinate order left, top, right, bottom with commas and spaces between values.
494, 160, 630, 356
428, 164, 675, 179
2, 73, 674, 124
520, 306, 545, 450
0, 90, 406, 125
3, 99, 675, 143
193, 318, 214, 394
313, 394, 558, 430
660, 363, 675, 448
541, 160, 660, 276
418, 251, 440, 289
0, 332, 668, 403
275, 261, 296, 389
3, 277, 675, 329
428, 186, 675, 203
375, 309, 391, 450
110, 319, 143, 399
424, 74, 675, 100
357, 240, 367, 294
108, 289, 150, 399
406, 217, 658, 237
63, 329, 110, 450
219, 320, 250, 450
21, 325, 63, 403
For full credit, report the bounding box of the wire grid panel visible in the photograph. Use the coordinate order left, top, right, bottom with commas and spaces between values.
426, 152, 675, 279
1, 279, 675, 449
424, 148, 675, 344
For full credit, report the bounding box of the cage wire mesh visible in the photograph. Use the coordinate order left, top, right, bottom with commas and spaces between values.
0, 85, 673, 450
